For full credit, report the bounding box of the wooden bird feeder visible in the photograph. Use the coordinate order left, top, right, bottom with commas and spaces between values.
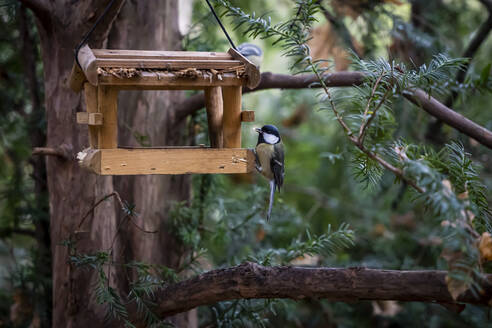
69, 45, 260, 175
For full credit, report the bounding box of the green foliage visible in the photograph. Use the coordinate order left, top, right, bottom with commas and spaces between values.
250, 224, 354, 266
215, 0, 319, 65
351, 150, 384, 189
215, 0, 492, 326
206, 299, 280, 328
67, 246, 177, 328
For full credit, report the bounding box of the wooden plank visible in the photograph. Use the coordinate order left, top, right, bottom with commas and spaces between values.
77, 44, 98, 86
98, 71, 243, 88
222, 86, 242, 148
95, 58, 242, 70
69, 63, 86, 92
204, 87, 224, 148
240, 110, 255, 122
93, 49, 232, 60
97, 86, 118, 149
228, 48, 261, 89
80, 148, 255, 175
76, 112, 103, 125
84, 83, 100, 148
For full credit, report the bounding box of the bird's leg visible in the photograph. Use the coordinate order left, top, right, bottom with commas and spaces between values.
254, 150, 262, 172
267, 179, 276, 221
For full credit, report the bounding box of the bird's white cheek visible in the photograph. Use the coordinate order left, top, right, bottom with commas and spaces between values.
263, 133, 279, 144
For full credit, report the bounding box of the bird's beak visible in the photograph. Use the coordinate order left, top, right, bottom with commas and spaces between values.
255, 128, 262, 133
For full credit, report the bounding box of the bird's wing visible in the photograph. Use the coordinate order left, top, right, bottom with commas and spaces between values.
271, 142, 285, 191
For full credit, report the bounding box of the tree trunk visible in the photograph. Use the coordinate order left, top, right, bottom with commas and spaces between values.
30, 0, 194, 326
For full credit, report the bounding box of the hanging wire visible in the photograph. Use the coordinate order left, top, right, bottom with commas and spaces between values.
204, 0, 237, 50
74, 0, 118, 68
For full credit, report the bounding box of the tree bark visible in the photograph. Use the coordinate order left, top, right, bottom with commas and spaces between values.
157, 262, 492, 317
27, 0, 194, 326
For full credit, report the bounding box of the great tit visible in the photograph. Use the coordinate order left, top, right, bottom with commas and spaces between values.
237, 43, 263, 67
254, 125, 285, 221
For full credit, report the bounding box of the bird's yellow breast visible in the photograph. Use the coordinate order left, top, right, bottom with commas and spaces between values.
256, 143, 274, 180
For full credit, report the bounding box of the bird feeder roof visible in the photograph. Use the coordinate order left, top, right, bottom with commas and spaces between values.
69, 45, 260, 92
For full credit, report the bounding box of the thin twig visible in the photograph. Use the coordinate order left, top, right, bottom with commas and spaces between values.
310, 60, 353, 135
349, 136, 424, 193
358, 73, 384, 142
289, 1, 303, 29
128, 217, 158, 234
358, 87, 392, 144
76, 191, 158, 234
77, 192, 120, 231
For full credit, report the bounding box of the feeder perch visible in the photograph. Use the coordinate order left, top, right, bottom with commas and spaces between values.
69, 45, 260, 175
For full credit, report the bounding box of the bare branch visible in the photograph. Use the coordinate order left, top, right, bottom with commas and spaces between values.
174, 71, 365, 121
445, 14, 492, 108
406, 89, 492, 148
32, 146, 71, 160
156, 262, 492, 317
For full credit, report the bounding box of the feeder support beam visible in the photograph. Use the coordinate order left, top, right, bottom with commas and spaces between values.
204, 87, 224, 148
97, 86, 118, 149
222, 86, 242, 148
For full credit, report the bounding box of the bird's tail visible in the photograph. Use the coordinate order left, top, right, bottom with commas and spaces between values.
267, 180, 276, 221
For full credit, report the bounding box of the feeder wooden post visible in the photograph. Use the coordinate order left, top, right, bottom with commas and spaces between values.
84, 83, 100, 148
222, 86, 242, 148
204, 86, 224, 148
97, 86, 118, 149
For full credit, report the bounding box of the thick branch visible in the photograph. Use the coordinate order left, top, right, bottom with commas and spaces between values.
157, 262, 492, 317
406, 89, 492, 148
427, 11, 492, 142
175, 71, 492, 149
175, 71, 365, 120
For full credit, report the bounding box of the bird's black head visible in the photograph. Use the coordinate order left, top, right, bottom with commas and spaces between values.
255, 124, 281, 145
